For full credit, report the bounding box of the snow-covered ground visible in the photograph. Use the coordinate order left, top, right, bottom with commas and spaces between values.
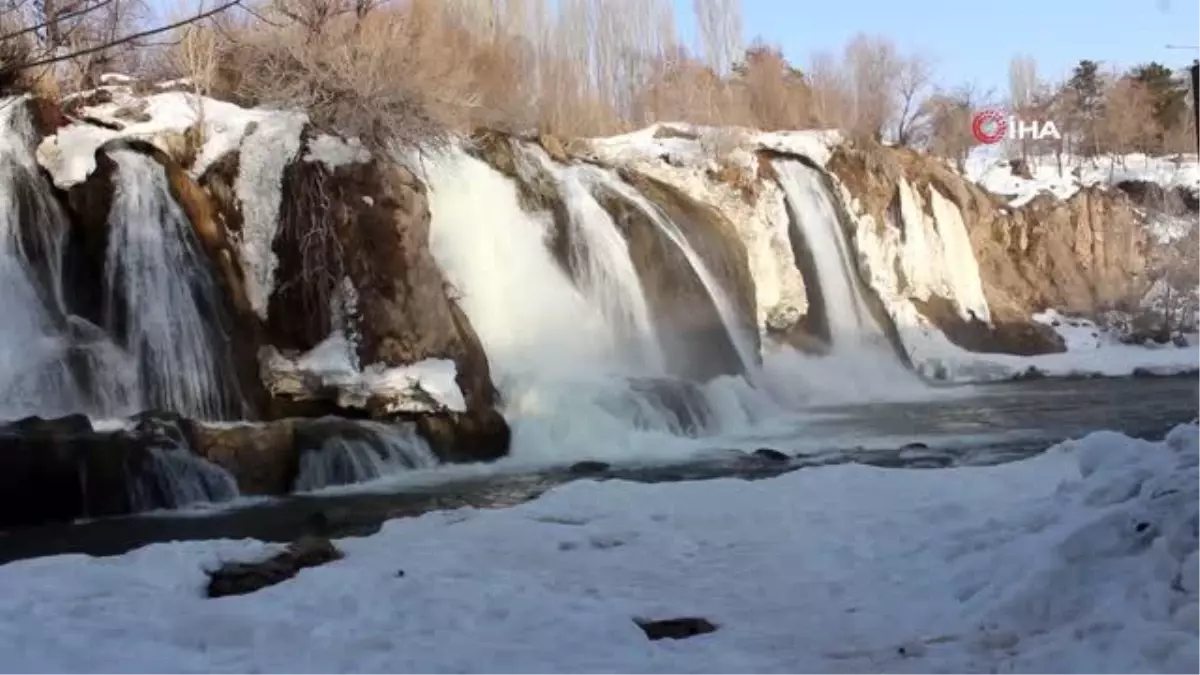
0, 423, 1195, 673
965, 149, 1200, 208
901, 309, 1200, 383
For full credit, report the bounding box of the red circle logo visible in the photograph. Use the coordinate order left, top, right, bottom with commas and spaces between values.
971, 110, 1008, 144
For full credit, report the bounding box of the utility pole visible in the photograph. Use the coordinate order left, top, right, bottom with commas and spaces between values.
1166, 46, 1200, 152
1193, 59, 1199, 152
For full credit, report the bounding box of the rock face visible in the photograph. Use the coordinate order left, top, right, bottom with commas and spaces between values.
259, 132, 509, 462
827, 143, 1147, 354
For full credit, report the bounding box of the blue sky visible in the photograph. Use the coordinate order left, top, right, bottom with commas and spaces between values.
677, 0, 1200, 92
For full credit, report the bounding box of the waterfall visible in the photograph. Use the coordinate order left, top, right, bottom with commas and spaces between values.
421, 146, 761, 463
0, 98, 89, 419
586, 170, 761, 378
104, 150, 239, 419
766, 159, 924, 402
517, 146, 666, 372
773, 159, 882, 346
294, 420, 439, 491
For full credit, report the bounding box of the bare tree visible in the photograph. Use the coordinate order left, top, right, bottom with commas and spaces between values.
924, 82, 993, 171
806, 49, 849, 128
1099, 75, 1157, 162
692, 0, 741, 77
0, 0, 242, 90
894, 51, 934, 146
843, 33, 899, 141
1007, 54, 1038, 159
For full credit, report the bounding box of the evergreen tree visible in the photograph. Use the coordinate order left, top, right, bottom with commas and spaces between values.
1130, 62, 1189, 148
1064, 59, 1105, 155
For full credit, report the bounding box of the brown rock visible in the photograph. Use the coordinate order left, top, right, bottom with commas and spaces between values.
206, 535, 343, 598
827, 144, 1149, 355
538, 132, 570, 163
263, 131, 509, 462
414, 409, 510, 464
589, 171, 760, 380
188, 420, 298, 495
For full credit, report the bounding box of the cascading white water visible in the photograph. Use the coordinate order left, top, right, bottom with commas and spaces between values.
294, 420, 439, 491
0, 97, 90, 419
104, 150, 236, 419
766, 158, 924, 403
773, 159, 882, 345
420, 146, 758, 462
516, 146, 666, 372
587, 170, 762, 378
129, 447, 240, 510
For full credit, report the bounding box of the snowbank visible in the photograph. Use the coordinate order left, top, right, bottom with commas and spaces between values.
0, 424, 1194, 672
899, 309, 1199, 384
965, 151, 1200, 208
262, 333, 467, 414
37, 87, 288, 188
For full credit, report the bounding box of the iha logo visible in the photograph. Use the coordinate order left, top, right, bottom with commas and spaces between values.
971, 109, 1061, 144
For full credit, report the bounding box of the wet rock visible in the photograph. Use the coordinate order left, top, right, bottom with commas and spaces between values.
900, 442, 929, 450
568, 460, 611, 475
206, 535, 343, 598
0, 424, 154, 529
635, 617, 718, 641
752, 448, 790, 462
188, 419, 298, 495
414, 410, 509, 464
6, 414, 93, 436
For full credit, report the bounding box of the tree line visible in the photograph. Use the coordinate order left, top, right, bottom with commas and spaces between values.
1, 0, 1195, 165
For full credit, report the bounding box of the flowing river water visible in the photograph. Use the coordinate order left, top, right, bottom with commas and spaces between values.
0, 375, 1194, 565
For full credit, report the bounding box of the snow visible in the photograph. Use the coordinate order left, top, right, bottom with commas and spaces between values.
36, 88, 288, 188
233, 110, 307, 321
303, 134, 371, 169
584, 122, 840, 170
0, 423, 1194, 673
965, 151, 1200, 208
576, 130, 812, 335
262, 333, 467, 414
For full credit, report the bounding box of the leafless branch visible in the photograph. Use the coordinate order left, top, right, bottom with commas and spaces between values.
0, 0, 241, 77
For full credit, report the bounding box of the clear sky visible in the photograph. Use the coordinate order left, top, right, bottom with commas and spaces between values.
678, 0, 1200, 93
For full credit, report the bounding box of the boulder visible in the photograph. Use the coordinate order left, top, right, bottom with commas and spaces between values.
206, 536, 343, 598
262, 132, 510, 462
0, 415, 176, 529
188, 419, 298, 495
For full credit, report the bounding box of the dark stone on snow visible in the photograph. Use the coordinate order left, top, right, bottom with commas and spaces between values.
900, 442, 929, 450
206, 535, 343, 598
635, 616, 719, 641
1011, 366, 1046, 381
568, 460, 611, 475
752, 448, 790, 462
